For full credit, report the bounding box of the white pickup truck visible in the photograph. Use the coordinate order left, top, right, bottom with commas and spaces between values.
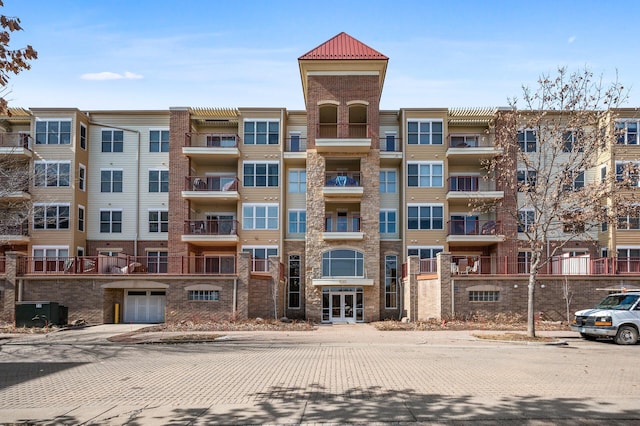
571, 292, 640, 345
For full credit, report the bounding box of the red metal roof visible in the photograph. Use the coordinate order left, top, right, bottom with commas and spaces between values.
299, 32, 388, 60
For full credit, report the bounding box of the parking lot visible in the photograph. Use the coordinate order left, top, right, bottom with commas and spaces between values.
1, 324, 639, 425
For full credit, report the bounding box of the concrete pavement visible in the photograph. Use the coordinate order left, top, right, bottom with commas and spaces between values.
0, 324, 639, 425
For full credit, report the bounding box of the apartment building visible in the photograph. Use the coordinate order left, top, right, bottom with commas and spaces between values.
1, 33, 639, 325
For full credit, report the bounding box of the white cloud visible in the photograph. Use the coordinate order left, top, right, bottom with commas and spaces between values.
80, 71, 143, 81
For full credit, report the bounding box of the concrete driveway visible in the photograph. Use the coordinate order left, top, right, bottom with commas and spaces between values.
0, 324, 638, 425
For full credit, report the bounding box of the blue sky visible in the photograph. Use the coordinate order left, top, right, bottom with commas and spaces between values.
4, 0, 640, 111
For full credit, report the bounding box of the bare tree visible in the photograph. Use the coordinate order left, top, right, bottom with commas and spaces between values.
475, 67, 637, 337
0, 1, 37, 245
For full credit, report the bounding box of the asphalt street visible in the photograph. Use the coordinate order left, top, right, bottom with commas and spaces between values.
0, 324, 639, 425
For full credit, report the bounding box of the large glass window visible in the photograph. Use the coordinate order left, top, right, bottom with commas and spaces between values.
244, 120, 279, 145
288, 210, 306, 234
407, 162, 443, 187
407, 246, 443, 259
100, 210, 122, 233
242, 246, 278, 272
288, 255, 301, 309
380, 170, 397, 193
35, 120, 71, 145
101, 169, 123, 192
408, 204, 444, 230
618, 214, 640, 230
385, 255, 398, 309
242, 203, 278, 230
149, 170, 169, 192
102, 130, 124, 152
34, 161, 70, 187
407, 120, 443, 145
33, 203, 70, 230
149, 130, 169, 152
322, 249, 364, 277
244, 162, 279, 187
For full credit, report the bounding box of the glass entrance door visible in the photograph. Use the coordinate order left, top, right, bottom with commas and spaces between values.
330, 292, 356, 322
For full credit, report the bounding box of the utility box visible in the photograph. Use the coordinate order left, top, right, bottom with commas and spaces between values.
15, 302, 68, 327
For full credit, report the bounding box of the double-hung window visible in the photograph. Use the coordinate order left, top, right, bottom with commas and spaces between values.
407, 162, 443, 187
288, 210, 306, 234
616, 120, 639, 145
149, 130, 169, 152
35, 120, 71, 145
616, 161, 640, 186
563, 130, 583, 152
288, 169, 306, 193
379, 210, 397, 234
102, 130, 124, 152
244, 120, 279, 145
518, 129, 537, 152
149, 169, 169, 192
148, 210, 169, 233
101, 169, 123, 192
243, 203, 278, 230
80, 124, 87, 150
518, 209, 535, 233
618, 214, 640, 230
34, 161, 70, 187
78, 205, 85, 232
244, 162, 279, 187
564, 170, 585, 191
407, 120, 443, 145
380, 170, 397, 193
408, 204, 444, 230
517, 169, 537, 192
242, 246, 278, 272
78, 164, 86, 191
33, 203, 70, 230
100, 209, 122, 233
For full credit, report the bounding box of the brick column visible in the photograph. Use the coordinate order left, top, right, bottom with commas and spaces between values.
437, 252, 453, 318
235, 252, 251, 320
1, 252, 18, 322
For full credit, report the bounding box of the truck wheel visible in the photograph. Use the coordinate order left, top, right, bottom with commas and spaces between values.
614, 326, 639, 345
580, 333, 597, 341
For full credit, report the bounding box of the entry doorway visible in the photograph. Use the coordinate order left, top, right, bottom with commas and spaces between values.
322, 287, 364, 323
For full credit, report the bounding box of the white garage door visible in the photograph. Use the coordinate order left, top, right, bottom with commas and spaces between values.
124, 290, 166, 323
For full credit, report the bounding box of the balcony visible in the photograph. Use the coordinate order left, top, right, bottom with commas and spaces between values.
446, 134, 502, 164
315, 123, 371, 153
323, 215, 363, 240
0, 133, 32, 157
446, 176, 503, 201
380, 136, 402, 164
182, 176, 239, 201
182, 133, 239, 163
181, 219, 239, 246
14, 255, 237, 275
446, 219, 505, 245
0, 222, 30, 243
322, 171, 363, 200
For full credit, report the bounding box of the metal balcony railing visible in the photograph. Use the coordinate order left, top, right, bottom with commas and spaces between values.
0, 133, 31, 149
447, 219, 502, 236
184, 219, 238, 236
185, 176, 239, 192
317, 123, 370, 139
184, 133, 239, 148
325, 171, 361, 187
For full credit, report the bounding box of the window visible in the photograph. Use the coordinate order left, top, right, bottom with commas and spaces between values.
288, 210, 306, 234
149, 130, 169, 152
244, 162, 279, 187
204, 255, 236, 274
407, 246, 443, 259
33, 203, 69, 230
600, 165, 607, 183
102, 130, 124, 152
101, 169, 123, 192
32, 246, 69, 273
518, 129, 537, 152
616, 120, 639, 145
322, 249, 364, 277
450, 135, 479, 147
147, 251, 168, 273
380, 170, 397, 193
149, 170, 169, 192
407, 120, 443, 145
100, 210, 122, 233
407, 162, 443, 187
563, 130, 583, 152
518, 251, 531, 274
188, 290, 219, 301
34, 161, 70, 187
243, 246, 278, 272
35, 120, 71, 145
288, 255, 301, 309
615, 161, 640, 186
385, 255, 398, 309
243, 204, 278, 230
78, 164, 86, 191
563, 210, 585, 233
148, 210, 169, 233
80, 124, 87, 150
244, 120, 279, 145
517, 169, 537, 192
383, 133, 397, 151
408, 204, 444, 230
379, 210, 397, 234
563, 171, 585, 191
78, 205, 85, 232
518, 209, 535, 233
618, 214, 640, 230
469, 291, 499, 302
289, 169, 306, 193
